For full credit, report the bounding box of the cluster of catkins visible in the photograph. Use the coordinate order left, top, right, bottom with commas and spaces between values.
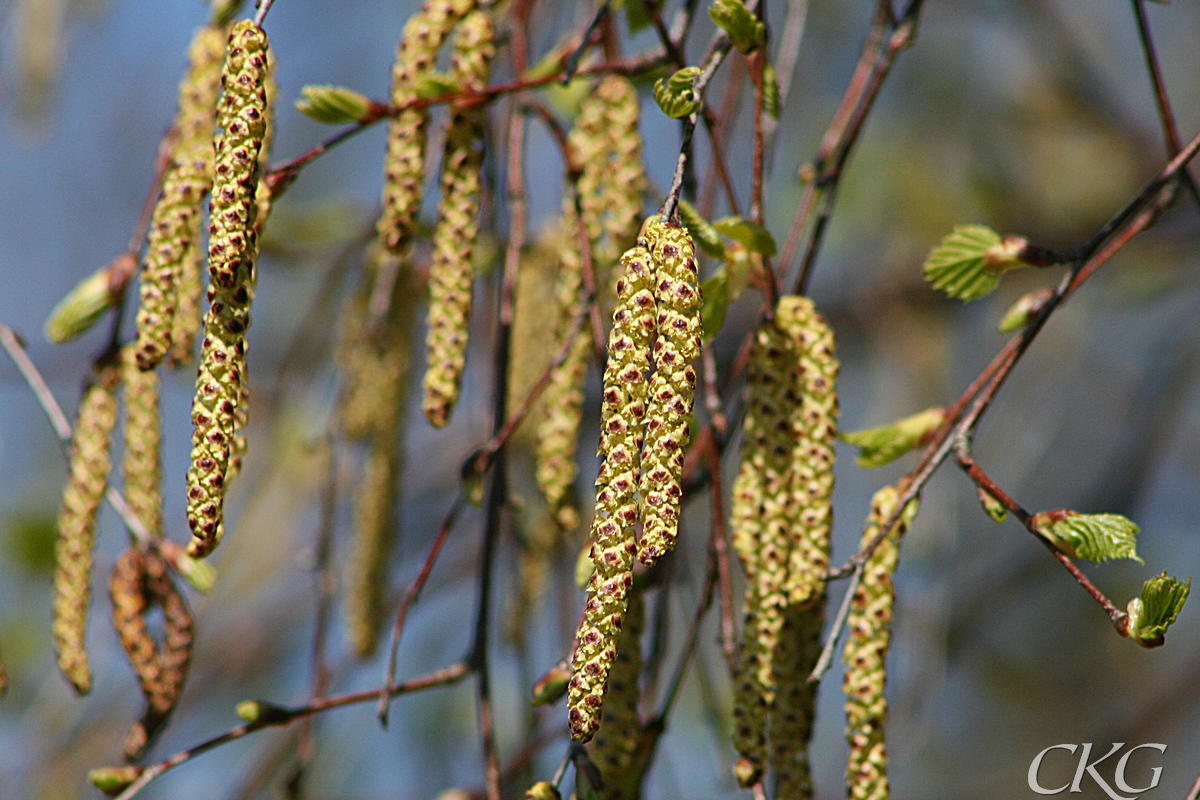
729, 295, 838, 795
567, 217, 702, 742
44, 7, 276, 763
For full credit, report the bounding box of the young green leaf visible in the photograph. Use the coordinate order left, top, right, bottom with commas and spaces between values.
713, 216, 777, 256
700, 271, 729, 343
1030, 510, 1142, 564
761, 58, 780, 119
653, 66, 702, 118
709, 0, 764, 53
999, 287, 1054, 333
841, 406, 946, 468
414, 72, 460, 100
44, 253, 136, 344
295, 84, 371, 124
923, 224, 1028, 301
1126, 572, 1190, 647
677, 197, 727, 259
977, 486, 1008, 523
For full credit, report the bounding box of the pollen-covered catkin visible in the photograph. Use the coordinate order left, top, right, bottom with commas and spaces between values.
535, 75, 646, 533
845, 486, 917, 800
587, 589, 645, 800
136, 23, 227, 371
377, 0, 476, 256
122, 345, 163, 538
186, 21, 269, 559
53, 358, 120, 695
421, 9, 494, 428
730, 317, 797, 787
637, 219, 701, 566
346, 434, 399, 657
771, 604, 824, 799
779, 296, 838, 607
568, 242, 657, 743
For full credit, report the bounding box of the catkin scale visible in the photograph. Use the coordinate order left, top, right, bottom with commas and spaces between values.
421, 10, 494, 428
186, 21, 269, 558
377, 0, 476, 256
122, 345, 163, 538
568, 243, 657, 743
637, 219, 701, 566
136, 24, 227, 371
53, 358, 120, 694
844, 487, 916, 800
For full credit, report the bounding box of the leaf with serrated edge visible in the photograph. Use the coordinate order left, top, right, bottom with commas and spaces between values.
1127, 573, 1189, 645
842, 406, 946, 468
923, 224, 1003, 301
653, 66, 702, 119
1031, 510, 1142, 564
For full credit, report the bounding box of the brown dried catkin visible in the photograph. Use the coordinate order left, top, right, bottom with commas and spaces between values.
53, 356, 121, 695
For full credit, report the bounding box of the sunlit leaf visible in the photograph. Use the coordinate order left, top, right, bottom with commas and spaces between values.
1126, 572, 1190, 647
841, 406, 946, 468
677, 197, 727, 259
1030, 510, 1141, 564
922, 224, 1028, 301
653, 66, 702, 119
295, 84, 371, 125
709, 0, 764, 53
700, 271, 728, 343
713, 216, 776, 256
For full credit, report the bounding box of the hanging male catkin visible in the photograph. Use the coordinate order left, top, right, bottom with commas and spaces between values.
53, 359, 121, 694
186, 20, 270, 558
844, 486, 917, 800
637, 218, 701, 565
422, 9, 494, 427
122, 344, 163, 538
568, 242, 657, 743
377, 0, 476, 257
779, 296, 838, 607
134, 24, 228, 371
587, 589, 645, 800
535, 75, 647, 533
729, 315, 801, 787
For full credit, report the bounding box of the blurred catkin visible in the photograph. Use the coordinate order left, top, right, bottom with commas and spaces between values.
535, 75, 646, 534
422, 9, 494, 428
135, 23, 227, 371
730, 316, 797, 787
377, 0, 476, 256
121, 345, 163, 538
587, 589, 645, 800
186, 21, 270, 558
568, 242, 657, 743
845, 487, 917, 800
53, 357, 121, 694
637, 219, 701, 566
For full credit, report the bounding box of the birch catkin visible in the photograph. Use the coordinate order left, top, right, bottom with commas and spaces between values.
568, 242, 657, 742
779, 296, 838, 607
122, 345, 163, 538
422, 9, 494, 428
587, 589, 645, 800
377, 0, 475, 257
637, 219, 701, 566
134, 23, 227, 371
53, 358, 120, 694
845, 487, 917, 800
186, 20, 269, 558
730, 317, 797, 787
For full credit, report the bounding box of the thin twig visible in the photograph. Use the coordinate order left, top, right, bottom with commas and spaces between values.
113, 663, 470, 800
809, 567, 861, 682
253, 0, 278, 27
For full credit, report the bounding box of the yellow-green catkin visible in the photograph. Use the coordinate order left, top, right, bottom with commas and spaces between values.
122, 345, 163, 538
186, 21, 270, 559
844, 487, 916, 800
524, 782, 562, 800
535, 75, 646, 534
137, 23, 228, 371
377, 0, 476, 256
346, 434, 399, 658
730, 317, 798, 788
587, 589, 645, 800
568, 242, 657, 743
421, 10, 494, 428
637, 219, 701, 566
771, 605, 823, 799
779, 296, 838, 607
53, 358, 121, 695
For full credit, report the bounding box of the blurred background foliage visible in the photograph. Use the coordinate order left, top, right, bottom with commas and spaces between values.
1, 0, 1199, 798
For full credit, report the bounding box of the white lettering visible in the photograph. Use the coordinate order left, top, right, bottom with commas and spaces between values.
1070, 743, 1133, 800
1028, 744, 1077, 795
1114, 743, 1167, 794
